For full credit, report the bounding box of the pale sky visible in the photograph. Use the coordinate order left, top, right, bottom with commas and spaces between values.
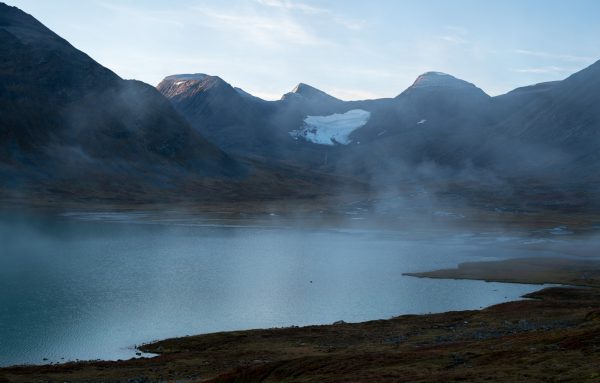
5, 0, 600, 100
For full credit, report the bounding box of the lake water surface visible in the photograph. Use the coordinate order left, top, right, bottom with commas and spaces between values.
0, 211, 571, 366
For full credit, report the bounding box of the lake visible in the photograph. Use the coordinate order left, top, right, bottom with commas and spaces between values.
0, 210, 570, 367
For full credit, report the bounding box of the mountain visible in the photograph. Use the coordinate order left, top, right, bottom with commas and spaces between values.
393, 72, 491, 123
280, 71, 495, 175
156, 76, 359, 160
0, 3, 246, 201
157, 76, 385, 173
3, 2, 597, 206
496, 60, 600, 147
159, 63, 600, 206
481, 60, 600, 185
157, 71, 494, 169
281, 83, 342, 105
1, 4, 363, 203
156, 74, 284, 157
379, 72, 492, 165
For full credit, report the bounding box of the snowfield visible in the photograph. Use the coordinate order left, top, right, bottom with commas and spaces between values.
289, 109, 371, 146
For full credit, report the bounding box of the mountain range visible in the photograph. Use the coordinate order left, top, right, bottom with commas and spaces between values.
1, 2, 598, 207
158, 63, 600, 200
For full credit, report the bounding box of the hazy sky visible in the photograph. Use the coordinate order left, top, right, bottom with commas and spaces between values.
6, 0, 600, 100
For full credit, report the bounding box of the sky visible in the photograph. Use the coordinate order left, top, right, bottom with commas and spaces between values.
5, 0, 600, 100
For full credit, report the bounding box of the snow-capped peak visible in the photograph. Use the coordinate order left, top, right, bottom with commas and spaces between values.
281, 83, 339, 102
157, 74, 234, 99
163, 73, 208, 82
423, 71, 451, 77
396, 71, 490, 98
410, 72, 467, 89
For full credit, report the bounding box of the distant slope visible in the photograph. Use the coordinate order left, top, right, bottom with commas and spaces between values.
486, 61, 600, 184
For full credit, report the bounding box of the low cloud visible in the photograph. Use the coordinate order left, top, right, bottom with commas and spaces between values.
514, 49, 594, 63
255, 0, 326, 14
95, 1, 185, 28
256, 0, 365, 31
439, 35, 469, 44
514, 66, 571, 74
194, 7, 327, 47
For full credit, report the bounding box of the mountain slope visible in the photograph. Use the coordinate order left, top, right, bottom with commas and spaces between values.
0, 3, 241, 196
480, 60, 600, 184
156, 74, 282, 156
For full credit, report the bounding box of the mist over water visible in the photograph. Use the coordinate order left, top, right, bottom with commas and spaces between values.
0, 210, 595, 367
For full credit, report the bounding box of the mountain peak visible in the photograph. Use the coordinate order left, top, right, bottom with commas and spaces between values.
398, 71, 488, 98
411, 72, 469, 89
292, 82, 319, 94
157, 73, 237, 99
0, 3, 37, 28
419, 71, 451, 77
0, 3, 237, 189
160, 74, 232, 89
163, 73, 208, 82
282, 82, 339, 102
0, 2, 71, 47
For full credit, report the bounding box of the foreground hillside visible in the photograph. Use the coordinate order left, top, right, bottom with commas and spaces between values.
2, 258, 600, 383
0, 3, 238, 184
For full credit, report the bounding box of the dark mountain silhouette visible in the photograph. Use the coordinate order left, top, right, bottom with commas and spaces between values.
282, 83, 339, 101
0, 3, 242, 197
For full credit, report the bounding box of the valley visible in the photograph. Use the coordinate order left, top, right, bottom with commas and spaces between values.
0, 2, 599, 382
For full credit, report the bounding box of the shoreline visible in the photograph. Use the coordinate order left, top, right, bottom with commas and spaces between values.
404, 257, 600, 288
2, 256, 600, 382
0, 276, 543, 370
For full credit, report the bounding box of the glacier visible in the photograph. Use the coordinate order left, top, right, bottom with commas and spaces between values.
289, 109, 371, 146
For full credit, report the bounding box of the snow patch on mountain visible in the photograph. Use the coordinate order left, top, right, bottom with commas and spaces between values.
289, 109, 371, 146
165, 73, 208, 82
410, 72, 480, 91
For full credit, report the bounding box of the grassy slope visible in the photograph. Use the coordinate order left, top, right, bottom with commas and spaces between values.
406, 257, 600, 287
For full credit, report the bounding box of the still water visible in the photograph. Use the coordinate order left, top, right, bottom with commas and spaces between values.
0, 212, 564, 366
